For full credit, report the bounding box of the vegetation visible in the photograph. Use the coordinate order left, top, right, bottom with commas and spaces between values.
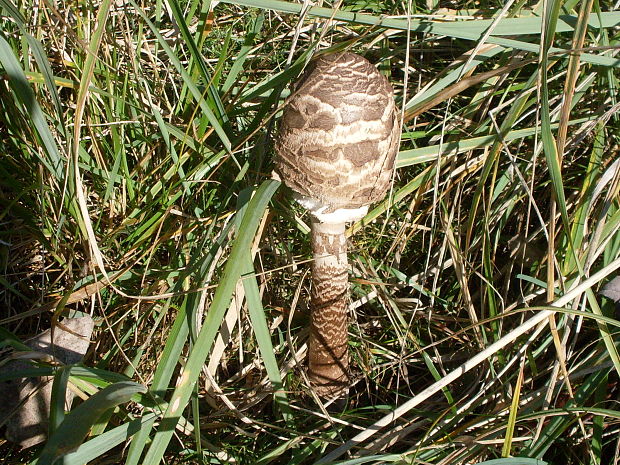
1, 0, 619, 463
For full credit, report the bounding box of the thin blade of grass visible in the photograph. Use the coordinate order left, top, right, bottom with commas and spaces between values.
142, 179, 280, 465
0, 1, 63, 119
35, 381, 147, 465
222, 13, 264, 93
242, 257, 293, 422
125, 226, 235, 465
48, 366, 71, 435
128, 0, 232, 152
53, 413, 159, 465
396, 117, 592, 169
318, 257, 620, 464
0, 32, 64, 180
501, 361, 524, 457
235, 187, 292, 422
166, 0, 229, 125
222, 0, 620, 67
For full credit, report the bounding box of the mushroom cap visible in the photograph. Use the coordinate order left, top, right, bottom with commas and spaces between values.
274, 52, 399, 218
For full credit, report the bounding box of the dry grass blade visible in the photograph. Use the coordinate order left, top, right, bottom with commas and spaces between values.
319, 256, 620, 463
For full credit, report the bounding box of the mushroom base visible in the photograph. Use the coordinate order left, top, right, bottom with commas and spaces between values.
308, 220, 350, 399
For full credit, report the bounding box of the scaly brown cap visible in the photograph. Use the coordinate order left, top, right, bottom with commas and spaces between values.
274, 52, 399, 215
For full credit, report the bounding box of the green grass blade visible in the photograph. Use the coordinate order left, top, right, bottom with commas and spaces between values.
235, 187, 292, 422
501, 362, 524, 457
35, 381, 147, 465
142, 179, 280, 464
0, 32, 64, 180
125, 227, 235, 464
48, 366, 71, 435
396, 116, 593, 168
222, 13, 265, 93
166, 0, 228, 125
540, 0, 568, 229
222, 0, 620, 67
0, 0, 64, 123
54, 413, 159, 465
123, 298, 191, 465
128, 0, 232, 152
242, 255, 292, 421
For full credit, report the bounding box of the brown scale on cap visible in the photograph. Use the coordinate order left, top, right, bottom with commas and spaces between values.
274, 52, 399, 400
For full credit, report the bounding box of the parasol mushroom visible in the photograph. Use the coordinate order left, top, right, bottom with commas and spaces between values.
274, 52, 399, 399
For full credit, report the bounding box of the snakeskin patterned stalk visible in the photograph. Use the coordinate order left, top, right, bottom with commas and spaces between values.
308, 220, 349, 398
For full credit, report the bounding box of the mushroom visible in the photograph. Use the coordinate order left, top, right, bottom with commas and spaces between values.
274, 52, 399, 399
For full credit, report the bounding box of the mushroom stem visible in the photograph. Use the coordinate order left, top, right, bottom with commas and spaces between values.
308, 219, 350, 399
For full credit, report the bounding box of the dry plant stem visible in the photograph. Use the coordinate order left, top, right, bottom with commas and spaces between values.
308, 219, 350, 398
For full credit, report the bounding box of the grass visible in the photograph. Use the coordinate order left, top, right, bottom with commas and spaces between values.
0, 0, 619, 463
